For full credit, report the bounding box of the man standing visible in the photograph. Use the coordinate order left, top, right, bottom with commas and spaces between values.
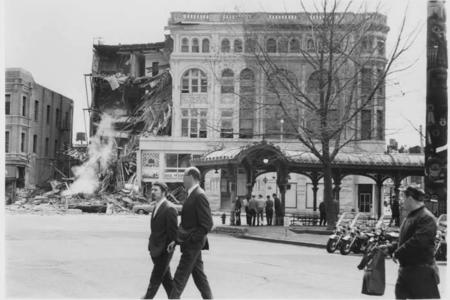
143, 182, 178, 299
273, 193, 282, 226
265, 195, 274, 226
170, 167, 213, 299
255, 194, 266, 226
243, 196, 250, 226
248, 195, 257, 226
234, 197, 242, 226
380, 186, 441, 299
319, 201, 326, 226
390, 195, 400, 227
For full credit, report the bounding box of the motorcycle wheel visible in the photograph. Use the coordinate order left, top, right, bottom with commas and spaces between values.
340, 240, 352, 255
326, 238, 338, 253
352, 241, 362, 254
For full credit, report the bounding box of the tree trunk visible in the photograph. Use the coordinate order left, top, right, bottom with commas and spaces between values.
322, 143, 337, 230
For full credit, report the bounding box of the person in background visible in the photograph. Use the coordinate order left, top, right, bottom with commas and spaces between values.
248, 195, 257, 226
265, 195, 274, 226
318, 201, 326, 226
256, 194, 266, 226
243, 196, 250, 226
390, 195, 400, 227
379, 186, 441, 299
235, 196, 242, 226
230, 198, 236, 226
273, 193, 282, 225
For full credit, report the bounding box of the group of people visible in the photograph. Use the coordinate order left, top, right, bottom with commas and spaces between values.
231, 193, 284, 226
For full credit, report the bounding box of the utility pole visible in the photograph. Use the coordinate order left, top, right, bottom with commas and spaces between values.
425, 0, 447, 215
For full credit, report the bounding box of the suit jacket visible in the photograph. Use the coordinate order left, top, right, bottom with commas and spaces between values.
178, 186, 213, 251
148, 200, 178, 258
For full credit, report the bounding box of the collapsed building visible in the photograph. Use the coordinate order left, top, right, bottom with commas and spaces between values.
87, 37, 187, 199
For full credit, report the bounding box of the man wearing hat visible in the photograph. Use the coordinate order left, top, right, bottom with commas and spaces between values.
143, 181, 178, 299
380, 185, 441, 299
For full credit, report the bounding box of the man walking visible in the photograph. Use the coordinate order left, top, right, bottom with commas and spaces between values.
273, 193, 282, 226
380, 186, 441, 299
255, 194, 266, 226
143, 182, 178, 299
170, 167, 213, 299
265, 195, 274, 226
319, 201, 326, 226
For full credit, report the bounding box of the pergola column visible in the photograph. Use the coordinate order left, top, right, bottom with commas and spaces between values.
311, 172, 319, 211
242, 159, 255, 199
332, 172, 342, 212
375, 175, 384, 219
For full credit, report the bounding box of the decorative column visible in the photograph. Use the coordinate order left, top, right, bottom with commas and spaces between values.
311, 172, 319, 211
426, 0, 447, 215
332, 171, 342, 213
375, 175, 384, 219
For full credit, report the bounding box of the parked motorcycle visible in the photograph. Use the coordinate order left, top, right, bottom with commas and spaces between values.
326, 212, 356, 253
363, 217, 399, 255
435, 214, 447, 261
340, 213, 376, 255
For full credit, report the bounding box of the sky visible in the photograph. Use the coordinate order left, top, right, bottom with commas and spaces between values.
3, 0, 441, 147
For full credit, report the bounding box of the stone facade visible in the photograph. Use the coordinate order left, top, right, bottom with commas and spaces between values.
138, 12, 389, 213
5, 68, 73, 188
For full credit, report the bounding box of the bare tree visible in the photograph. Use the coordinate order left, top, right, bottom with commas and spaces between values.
214, 1, 416, 228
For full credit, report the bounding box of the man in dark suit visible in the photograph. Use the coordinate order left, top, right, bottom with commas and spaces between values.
169, 167, 213, 299
143, 182, 178, 299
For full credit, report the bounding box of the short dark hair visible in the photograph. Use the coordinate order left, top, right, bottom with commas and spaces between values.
152, 181, 168, 194
272, 193, 277, 197
404, 186, 425, 202
184, 166, 201, 181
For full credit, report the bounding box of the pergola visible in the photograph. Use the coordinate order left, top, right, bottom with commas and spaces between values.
191, 141, 424, 217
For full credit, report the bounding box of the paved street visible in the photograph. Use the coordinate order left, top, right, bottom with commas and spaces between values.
5, 214, 447, 299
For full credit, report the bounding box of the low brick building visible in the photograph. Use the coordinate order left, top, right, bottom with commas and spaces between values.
5, 68, 74, 194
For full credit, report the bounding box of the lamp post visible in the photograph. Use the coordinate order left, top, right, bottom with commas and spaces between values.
280, 119, 284, 143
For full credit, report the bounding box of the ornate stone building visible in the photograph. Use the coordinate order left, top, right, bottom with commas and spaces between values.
136, 12, 401, 214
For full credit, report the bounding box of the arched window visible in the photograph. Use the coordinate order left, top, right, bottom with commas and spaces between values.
202, 39, 210, 53
192, 38, 199, 53
266, 69, 297, 94
278, 38, 288, 53
234, 39, 243, 53
289, 39, 300, 52
181, 69, 207, 93
239, 69, 255, 138
307, 39, 315, 52
181, 38, 189, 52
221, 69, 234, 94
266, 38, 277, 53
221, 39, 230, 53
245, 38, 256, 53
306, 70, 335, 94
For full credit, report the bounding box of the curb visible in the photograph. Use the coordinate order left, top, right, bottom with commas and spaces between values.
237, 235, 326, 249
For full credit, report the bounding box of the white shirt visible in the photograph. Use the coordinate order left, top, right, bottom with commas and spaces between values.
188, 183, 199, 197
153, 198, 167, 218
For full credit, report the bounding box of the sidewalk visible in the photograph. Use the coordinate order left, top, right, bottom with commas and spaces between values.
211, 216, 330, 249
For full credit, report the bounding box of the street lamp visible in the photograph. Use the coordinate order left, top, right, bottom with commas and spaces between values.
280, 119, 284, 143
